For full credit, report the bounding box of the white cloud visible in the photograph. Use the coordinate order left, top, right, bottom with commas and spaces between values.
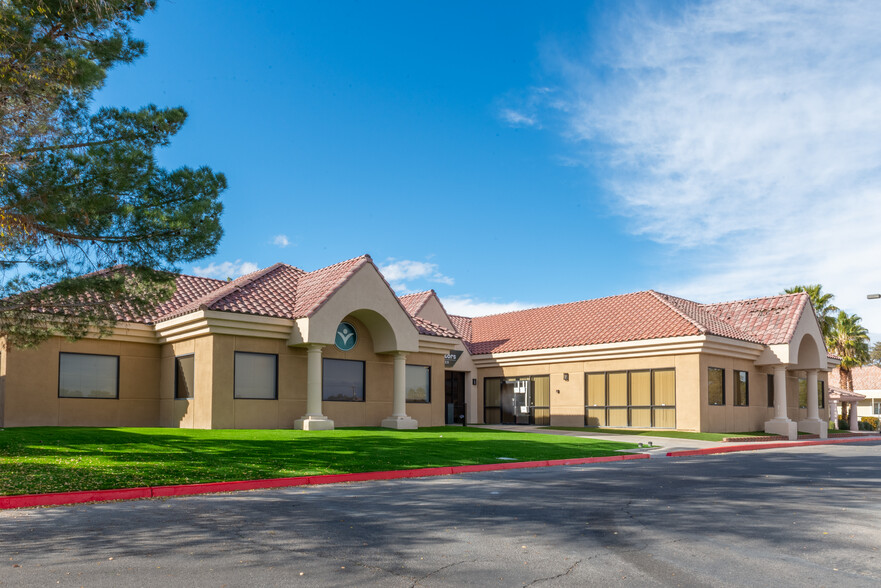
546, 0, 881, 335
499, 108, 538, 127
272, 234, 290, 248
378, 259, 454, 291
441, 295, 535, 317
191, 259, 259, 280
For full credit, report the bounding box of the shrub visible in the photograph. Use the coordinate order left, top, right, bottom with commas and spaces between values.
860, 416, 879, 431
838, 417, 850, 430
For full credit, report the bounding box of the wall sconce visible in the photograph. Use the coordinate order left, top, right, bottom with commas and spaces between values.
556, 389, 560, 394
472, 378, 477, 386
563, 373, 569, 381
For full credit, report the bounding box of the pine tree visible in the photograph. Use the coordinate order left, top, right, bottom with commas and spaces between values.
0, 1, 225, 347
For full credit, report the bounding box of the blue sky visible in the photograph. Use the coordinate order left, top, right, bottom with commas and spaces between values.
96, 1, 881, 333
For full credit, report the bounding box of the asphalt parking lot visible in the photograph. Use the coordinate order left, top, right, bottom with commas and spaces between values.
1, 442, 880, 587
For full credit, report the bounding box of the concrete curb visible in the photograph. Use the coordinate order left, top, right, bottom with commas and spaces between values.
0, 453, 648, 510
666, 435, 881, 457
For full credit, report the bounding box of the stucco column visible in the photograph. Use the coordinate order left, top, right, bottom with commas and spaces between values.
850, 401, 860, 432
294, 344, 335, 431
798, 369, 826, 438
774, 366, 788, 420
765, 365, 797, 440
381, 352, 418, 430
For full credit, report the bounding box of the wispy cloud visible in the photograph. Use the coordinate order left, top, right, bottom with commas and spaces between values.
499, 108, 538, 128
191, 260, 259, 280
379, 259, 455, 292
546, 0, 881, 334
441, 295, 536, 317
272, 234, 290, 248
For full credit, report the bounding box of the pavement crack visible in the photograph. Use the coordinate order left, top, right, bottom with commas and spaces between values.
523, 559, 581, 586
411, 558, 478, 587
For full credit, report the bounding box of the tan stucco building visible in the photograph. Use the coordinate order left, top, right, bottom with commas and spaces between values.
0, 255, 838, 439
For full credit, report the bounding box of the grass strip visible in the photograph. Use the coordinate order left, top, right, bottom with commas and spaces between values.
0, 426, 636, 496
541, 427, 775, 442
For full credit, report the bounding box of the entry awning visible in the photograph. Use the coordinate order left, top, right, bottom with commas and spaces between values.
829, 387, 866, 403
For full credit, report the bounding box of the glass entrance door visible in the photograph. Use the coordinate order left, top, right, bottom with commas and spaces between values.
485, 375, 550, 425
445, 371, 466, 424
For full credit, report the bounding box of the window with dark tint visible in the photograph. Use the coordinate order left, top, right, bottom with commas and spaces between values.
175, 355, 195, 399
708, 367, 725, 405
798, 377, 807, 408
406, 365, 430, 403
767, 374, 775, 407
323, 358, 364, 401
234, 352, 277, 399
733, 370, 749, 406
817, 380, 825, 409
58, 353, 118, 398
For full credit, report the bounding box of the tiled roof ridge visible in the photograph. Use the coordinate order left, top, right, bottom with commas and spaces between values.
781, 292, 809, 343
647, 291, 709, 335
398, 290, 435, 316
700, 290, 806, 307
156, 263, 297, 321
295, 255, 372, 318
466, 290, 656, 320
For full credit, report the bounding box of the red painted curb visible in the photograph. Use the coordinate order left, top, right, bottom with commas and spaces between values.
667, 435, 881, 458
0, 453, 650, 510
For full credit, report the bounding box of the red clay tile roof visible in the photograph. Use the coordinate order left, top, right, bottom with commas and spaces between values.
449, 315, 472, 340
829, 365, 881, 390
291, 256, 372, 318
700, 292, 809, 345
411, 316, 459, 339
464, 291, 709, 355
455, 290, 814, 355
399, 291, 435, 317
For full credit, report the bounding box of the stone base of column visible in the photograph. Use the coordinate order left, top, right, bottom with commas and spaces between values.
797, 418, 828, 438
294, 416, 335, 431
381, 415, 418, 430
764, 418, 797, 440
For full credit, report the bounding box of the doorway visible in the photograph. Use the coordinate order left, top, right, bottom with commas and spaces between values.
445, 371, 466, 424
484, 376, 550, 425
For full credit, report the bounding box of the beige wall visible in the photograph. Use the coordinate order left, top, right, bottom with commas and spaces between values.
1, 336, 160, 427
475, 354, 701, 429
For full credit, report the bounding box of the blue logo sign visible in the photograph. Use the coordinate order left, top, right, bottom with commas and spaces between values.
335, 322, 357, 351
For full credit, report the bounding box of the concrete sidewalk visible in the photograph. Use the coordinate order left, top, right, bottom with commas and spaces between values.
470, 424, 879, 457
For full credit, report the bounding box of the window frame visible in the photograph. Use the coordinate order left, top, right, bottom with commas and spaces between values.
733, 370, 749, 406
57, 352, 120, 399
708, 367, 725, 406
174, 354, 195, 399
322, 358, 366, 402
233, 351, 279, 400
405, 364, 431, 404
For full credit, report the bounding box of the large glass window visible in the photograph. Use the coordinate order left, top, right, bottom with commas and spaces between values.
406, 365, 430, 403
483, 375, 550, 426
734, 370, 749, 406
58, 353, 118, 399
175, 355, 195, 399
323, 358, 365, 401
234, 352, 277, 399
708, 367, 725, 406
798, 377, 807, 408
584, 369, 676, 428
874, 400, 881, 416
818, 380, 825, 409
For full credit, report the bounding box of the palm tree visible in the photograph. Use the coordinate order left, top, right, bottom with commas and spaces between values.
783, 284, 838, 342
827, 311, 870, 392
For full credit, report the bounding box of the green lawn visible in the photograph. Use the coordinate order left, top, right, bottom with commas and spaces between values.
541, 427, 774, 442
0, 426, 637, 496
